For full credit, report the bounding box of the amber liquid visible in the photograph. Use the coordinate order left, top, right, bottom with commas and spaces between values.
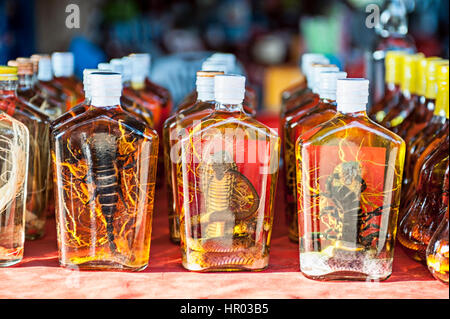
296, 111, 405, 281
0, 112, 28, 266
282, 94, 320, 242
285, 100, 337, 242
163, 100, 215, 243
0, 90, 50, 240
52, 105, 158, 270
398, 134, 449, 262
179, 108, 280, 271
52, 76, 85, 111
369, 84, 401, 123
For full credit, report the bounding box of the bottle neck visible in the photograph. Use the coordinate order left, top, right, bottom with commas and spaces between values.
339, 110, 368, 118
91, 96, 121, 108
18, 74, 33, 90
216, 102, 244, 113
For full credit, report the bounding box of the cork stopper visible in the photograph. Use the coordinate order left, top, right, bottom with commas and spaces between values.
8, 58, 34, 75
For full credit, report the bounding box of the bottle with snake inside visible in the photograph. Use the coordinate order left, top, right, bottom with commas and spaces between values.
296, 79, 405, 281
178, 75, 280, 271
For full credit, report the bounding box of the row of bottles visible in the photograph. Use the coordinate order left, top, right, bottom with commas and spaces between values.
0, 50, 174, 269
280, 53, 405, 281
369, 50, 449, 284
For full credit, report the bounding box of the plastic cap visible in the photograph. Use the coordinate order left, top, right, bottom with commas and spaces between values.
196, 71, 224, 101
385, 51, 406, 84
0, 66, 18, 81
37, 56, 53, 81
51, 52, 74, 77
90, 72, 122, 96
10, 58, 34, 75
214, 74, 246, 105
400, 53, 423, 94
301, 53, 329, 73
82, 68, 102, 98
311, 64, 339, 93
129, 53, 151, 82
435, 63, 449, 119
426, 59, 448, 99
121, 56, 132, 82
416, 56, 440, 96
98, 63, 112, 70
318, 71, 347, 100
109, 58, 123, 75
336, 78, 369, 113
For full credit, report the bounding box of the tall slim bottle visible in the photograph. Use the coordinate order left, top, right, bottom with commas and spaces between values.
283, 64, 339, 241
0, 65, 50, 240
52, 72, 158, 270
163, 70, 223, 243
0, 66, 29, 266
285, 71, 347, 242
380, 53, 424, 131
179, 75, 280, 271
369, 51, 404, 123
281, 54, 329, 115
296, 79, 405, 281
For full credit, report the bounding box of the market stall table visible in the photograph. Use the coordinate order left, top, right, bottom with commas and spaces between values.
0, 115, 447, 299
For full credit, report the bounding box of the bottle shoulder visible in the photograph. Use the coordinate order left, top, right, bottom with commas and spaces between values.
299, 113, 405, 147
52, 106, 158, 141
0, 110, 30, 137
193, 111, 279, 138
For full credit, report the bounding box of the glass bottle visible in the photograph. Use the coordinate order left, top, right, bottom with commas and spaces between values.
98, 61, 155, 128
179, 75, 280, 271
8, 58, 61, 118
285, 71, 347, 243
296, 79, 405, 281
0, 65, 51, 240
163, 70, 223, 243
128, 53, 172, 133
426, 165, 449, 284
398, 65, 450, 262
281, 54, 329, 115
52, 72, 158, 270
31, 54, 68, 106
51, 52, 85, 111
0, 67, 29, 267
282, 65, 339, 241
400, 62, 449, 217
394, 56, 442, 141
178, 57, 256, 116
29, 55, 65, 120
369, 51, 404, 123
380, 53, 424, 131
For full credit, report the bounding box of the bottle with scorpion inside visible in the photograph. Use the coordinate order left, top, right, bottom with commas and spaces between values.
179, 75, 280, 271
52, 72, 159, 271
296, 79, 405, 281
0, 67, 29, 266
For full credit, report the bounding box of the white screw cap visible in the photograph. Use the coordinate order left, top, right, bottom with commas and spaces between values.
214, 74, 246, 105
51, 52, 74, 77
90, 72, 122, 101
311, 64, 339, 94
319, 71, 347, 101
336, 78, 369, 113
37, 56, 53, 81
301, 53, 329, 73
129, 53, 151, 83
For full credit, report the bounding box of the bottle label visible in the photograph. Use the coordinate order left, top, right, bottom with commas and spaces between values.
298, 144, 387, 251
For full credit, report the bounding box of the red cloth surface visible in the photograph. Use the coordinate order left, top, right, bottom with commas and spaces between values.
0, 114, 448, 299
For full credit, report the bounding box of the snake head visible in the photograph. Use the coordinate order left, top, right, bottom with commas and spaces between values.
205, 150, 234, 180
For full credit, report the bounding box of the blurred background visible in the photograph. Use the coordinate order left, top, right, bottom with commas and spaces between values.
1, 0, 449, 112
